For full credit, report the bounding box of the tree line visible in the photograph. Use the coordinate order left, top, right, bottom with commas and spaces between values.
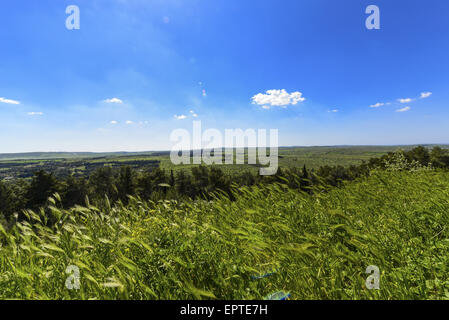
1, 146, 448, 226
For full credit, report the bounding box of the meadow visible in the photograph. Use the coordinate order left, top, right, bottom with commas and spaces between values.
1, 168, 449, 299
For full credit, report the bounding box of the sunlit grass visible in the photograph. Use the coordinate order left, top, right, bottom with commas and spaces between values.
1, 170, 449, 299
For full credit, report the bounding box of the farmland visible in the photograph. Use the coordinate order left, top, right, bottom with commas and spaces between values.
0, 145, 442, 181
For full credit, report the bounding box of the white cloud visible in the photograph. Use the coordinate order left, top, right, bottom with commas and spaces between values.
252, 89, 306, 109
261, 105, 271, 110
189, 110, 198, 117
396, 106, 411, 112
110, 120, 118, 124
328, 109, 339, 113
27, 112, 43, 116
369, 102, 384, 108
420, 92, 432, 99
398, 98, 413, 104
125, 120, 134, 125
104, 98, 123, 104
202, 89, 207, 97
174, 114, 187, 120
0, 97, 20, 105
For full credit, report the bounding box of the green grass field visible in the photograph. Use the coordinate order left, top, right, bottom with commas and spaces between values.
1, 169, 449, 299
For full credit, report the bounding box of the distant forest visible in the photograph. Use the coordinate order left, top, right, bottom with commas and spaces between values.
1, 146, 448, 227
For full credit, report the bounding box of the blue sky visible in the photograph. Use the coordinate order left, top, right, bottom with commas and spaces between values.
0, 0, 448, 152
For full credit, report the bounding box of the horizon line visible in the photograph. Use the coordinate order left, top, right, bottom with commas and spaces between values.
0, 143, 448, 157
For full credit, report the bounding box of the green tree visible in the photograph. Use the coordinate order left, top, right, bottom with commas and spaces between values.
191, 166, 209, 198
169, 170, 175, 187
61, 176, 88, 208
26, 170, 59, 209
175, 170, 192, 198
117, 166, 135, 203
137, 168, 168, 200
89, 166, 117, 202
430, 147, 449, 168
300, 164, 312, 191
407, 146, 430, 166
0, 181, 15, 221
208, 167, 231, 196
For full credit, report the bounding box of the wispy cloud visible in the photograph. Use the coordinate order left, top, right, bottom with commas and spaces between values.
104, 98, 123, 104
0, 97, 20, 105
328, 109, 339, 113
189, 110, 198, 117
369, 102, 385, 108
370, 91, 432, 109
27, 112, 43, 116
252, 89, 306, 109
420, 92, 432, 99
125, 120, 134, 125
396, 106, 411, 112
174, 114, 187, 120
110, 120, 118, 124
397, 98, 413, 104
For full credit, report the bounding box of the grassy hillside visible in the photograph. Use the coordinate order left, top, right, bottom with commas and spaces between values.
1, 169, 449, 299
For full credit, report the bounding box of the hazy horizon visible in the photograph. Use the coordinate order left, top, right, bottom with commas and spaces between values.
1, 143, 448, 158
